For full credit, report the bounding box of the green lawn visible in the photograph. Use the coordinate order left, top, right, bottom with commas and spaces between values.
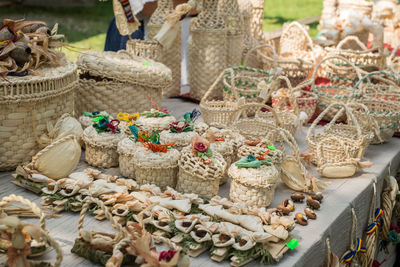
0, 0, 322, 62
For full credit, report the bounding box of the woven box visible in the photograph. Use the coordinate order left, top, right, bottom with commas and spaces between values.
0, 60, 77, 171
82, 126, 125, 168
117, 137, 143, 179
76, 51, 172, 117
177, 146, 226, 199
133, 145, 180, 190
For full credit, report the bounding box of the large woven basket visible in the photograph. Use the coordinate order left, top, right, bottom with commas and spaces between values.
133, 145, 180, 190
76, 50, 171, 118
177, 146, 226, 199
351, 100, 400, 144
188, 0, 228, 101
325, 36, 386, 73
200, 70, 245, 128
306, 102, 371, 166
311, 55, 363, 121
147, 0, 181, 98
125, 38, 162, 61
0, 60, 77, 171
82, 126, 125, 168
228, 163, 279, 207
159, 130, 198, 151
117, 137, 143, 179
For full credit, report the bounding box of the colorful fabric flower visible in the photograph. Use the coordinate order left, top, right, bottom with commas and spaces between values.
159, 250, 177, 262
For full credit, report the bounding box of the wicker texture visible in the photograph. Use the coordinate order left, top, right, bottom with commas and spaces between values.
306, 102, 371, 166
148, 0, 181, 98
188, 0, 228, 101
208, 137, 234, 184
218, 0, 244, 67
82, 126, 125, 168
133, 145, 180, 190
0, 60, 77, 171
237, 140, 284, 166
228, 164, 279, 207
125, 39, 162, 61
159, 130, 198, 151
76, 51, 171, 117
311, 56, 362, 121
177, 146, 226, 199
117, 137, 143, 179
279, 22, 314, 56
136, 113, 176, 132
249, 0, 265, 42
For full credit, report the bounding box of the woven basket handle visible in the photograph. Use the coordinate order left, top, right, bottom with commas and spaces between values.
0, 194, 46, 230
307, 102, 362, 141
40, 228, 63, 267
354, 70, 400, 93
78, 197, 126, 243
336, 36, 367, 51
310, 55, 363, 91
244, 43, 278, 70
277, 127, 301, 163
201, 68, 239, 102
282, 21, 314, 51
230, 102, 282, 127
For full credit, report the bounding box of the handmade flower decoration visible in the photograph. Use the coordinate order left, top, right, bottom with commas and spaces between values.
117, 112, 140, 125
191, 136, 214, 164
128, 125, 174, 153
92, 116, 120, 134
235, 153, 272, 168
169, 109, 200, 133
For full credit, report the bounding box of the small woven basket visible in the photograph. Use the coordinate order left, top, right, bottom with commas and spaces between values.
177, 146, 226, 199
279, 21, 314, 55
311, 55, 363, 121
237, 139, 284, 167
117, 137, 143, 179
136, 112, 176, 132
325, 36, 386, 73
256, 103, 299, 137
208, 127, 245, 162
82, 126, 125, 168
76, 50, 171, 117
133, 145, 180, 190
208, 137, 234, 184
228, 163, 279, 207
199, 70, 245, 128
0, 60, 77, 171
306, 102, 371, 165
125, 38, 161, 61
159, 130, 198, 151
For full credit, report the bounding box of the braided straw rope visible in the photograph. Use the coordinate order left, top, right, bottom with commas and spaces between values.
188, 0, 228, 101
339, 208, 361, 266
361, 183, 377, 267
380, 174, 397, 240
177, 146, 226, 199
0, 60, 77, 171
325, 236, 339, 267
307, 102, 369, 166
148, 0, 181, 98
311, 55, 363, 122
199, 69, 244, 128
0, 194, 63, 266
78, 197, 127, 243
76, 50, 171, 117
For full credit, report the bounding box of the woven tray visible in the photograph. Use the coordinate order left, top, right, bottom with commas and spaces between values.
0, 60, 77, 171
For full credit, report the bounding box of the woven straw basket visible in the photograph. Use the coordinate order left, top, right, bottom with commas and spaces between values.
177, 146, 226, 199
136, 113, 176, 132
325, 36, 386, 73
256, 102, 298, 137
311, 56, 363, 121
0, 60, 77, 171
160, 130, 198, 151
207, 126, 245, 163
126, 38, 162, 61
209, 139, 234, 184
200, 70, 245, 128
82, 126, 125, 168
133, 145, 180, 190
306, 102, 371, 166
228, 163, 279, 207
237, 139, 284, 166
117, 137, 143, 179
76, 50, 171, 118
147, 0, 181, 98
249, 0, 265, 42
188, 0, 228, 101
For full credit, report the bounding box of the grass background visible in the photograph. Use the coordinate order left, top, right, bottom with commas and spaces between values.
0, 0, 323, 61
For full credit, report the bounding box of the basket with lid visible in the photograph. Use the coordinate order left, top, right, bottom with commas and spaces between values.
177, 137, 226, 199
135, 109, 176, 132
0, 60, 77, 171
237, 137, 284, 167
228, 154, 279, 207
82, 116, 125, 168
310, 55, 363, 122
76, 50, 172, 118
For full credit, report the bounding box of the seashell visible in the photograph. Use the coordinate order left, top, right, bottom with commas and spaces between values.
152, 220, 172, 233
29, 173, 51, 183
112, 204, 129, 217
310, 192, 323, 202
232, 235, 256, 251
304, 208, 316, 220
175, 218, 198, 233
32, 135, 81, 180
59, 184, 80, 197
291, 192, 305, 203
306, 196, 320, 210
295, 213, 308, 226
212, 233, 235, 247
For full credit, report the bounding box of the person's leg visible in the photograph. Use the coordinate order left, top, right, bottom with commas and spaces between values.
104, 18, 145, 51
